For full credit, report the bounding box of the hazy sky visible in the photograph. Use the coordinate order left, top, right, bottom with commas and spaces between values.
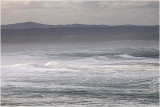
1, 0, 159, 25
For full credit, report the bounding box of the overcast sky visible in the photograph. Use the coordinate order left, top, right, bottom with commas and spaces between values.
1, 1, 159, 25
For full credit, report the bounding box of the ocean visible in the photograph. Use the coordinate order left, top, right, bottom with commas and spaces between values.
1, 42, 159, 106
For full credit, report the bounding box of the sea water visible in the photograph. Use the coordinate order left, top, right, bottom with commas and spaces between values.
1, 43, 159, 106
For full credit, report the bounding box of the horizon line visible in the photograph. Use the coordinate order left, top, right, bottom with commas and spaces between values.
1, 21, 159, 26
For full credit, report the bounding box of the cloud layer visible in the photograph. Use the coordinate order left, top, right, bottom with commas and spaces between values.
1, 1, 159, 25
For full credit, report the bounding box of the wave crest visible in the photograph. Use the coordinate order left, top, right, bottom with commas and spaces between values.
116, 54, 144, 59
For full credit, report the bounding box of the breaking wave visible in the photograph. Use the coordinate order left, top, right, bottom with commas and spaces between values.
2, 47, 159, 106
116, 54, 144, 59
44, 48, 159, 59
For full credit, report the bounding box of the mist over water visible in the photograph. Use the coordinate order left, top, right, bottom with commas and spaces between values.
1, 40, 159, 106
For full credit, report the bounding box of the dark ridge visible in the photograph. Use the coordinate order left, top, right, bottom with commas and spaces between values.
1, 22, 159, 29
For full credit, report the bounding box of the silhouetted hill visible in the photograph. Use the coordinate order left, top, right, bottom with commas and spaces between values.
1, 22, 55, 29
1, 22, 110, 29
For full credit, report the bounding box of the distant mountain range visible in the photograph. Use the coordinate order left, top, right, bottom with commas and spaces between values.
1, 22, 158, 29
1, 22, 159, 43
1, 22, 110, 29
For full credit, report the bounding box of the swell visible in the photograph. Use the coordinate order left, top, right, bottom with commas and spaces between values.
44, 48, 159, 59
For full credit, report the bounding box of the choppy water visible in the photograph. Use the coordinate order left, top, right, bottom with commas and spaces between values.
1, 45, 159, 106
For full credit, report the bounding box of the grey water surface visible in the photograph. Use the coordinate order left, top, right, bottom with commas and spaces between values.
1, 41, 159, 106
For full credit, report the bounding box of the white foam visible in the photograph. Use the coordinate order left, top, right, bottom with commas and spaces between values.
13, 63, 29, 68
44, 62, 59, 66
116, 54, 144, 59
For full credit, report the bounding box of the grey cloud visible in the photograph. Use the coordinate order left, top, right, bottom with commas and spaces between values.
1, 1, 159, 25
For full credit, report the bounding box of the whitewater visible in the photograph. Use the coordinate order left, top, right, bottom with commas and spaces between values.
1, 44, 159, 106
